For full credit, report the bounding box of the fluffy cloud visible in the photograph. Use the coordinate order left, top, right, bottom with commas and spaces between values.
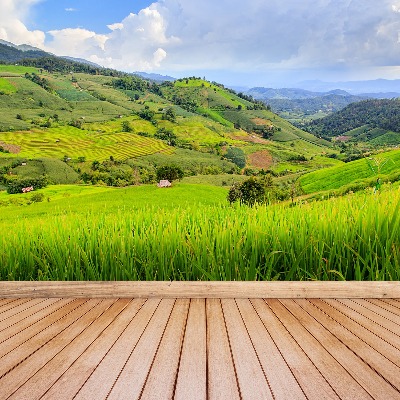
46, 28, 107, 58
2, 0, 400, 83
0, 0, 45, 47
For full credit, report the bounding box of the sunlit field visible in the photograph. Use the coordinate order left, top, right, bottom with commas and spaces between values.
1, 183, 399, 281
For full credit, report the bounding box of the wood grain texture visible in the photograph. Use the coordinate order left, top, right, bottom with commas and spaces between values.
294, 299, 400, 396
1, 296, 400, 399
1, 281, 400, 298
174, 299, 207, 400
206, 299, 240, 400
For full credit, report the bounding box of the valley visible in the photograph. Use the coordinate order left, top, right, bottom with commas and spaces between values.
0, 48, 399, 281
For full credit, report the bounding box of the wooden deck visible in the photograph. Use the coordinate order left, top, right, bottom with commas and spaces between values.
0, 283, 400, 399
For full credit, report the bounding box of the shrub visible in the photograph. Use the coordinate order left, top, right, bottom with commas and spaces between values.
31, 192, 45, 202
225, 147, 246, 168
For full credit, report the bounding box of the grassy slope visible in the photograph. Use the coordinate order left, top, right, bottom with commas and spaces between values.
300, 149, 400, 193
0, 68, 337, 173
1, 183, 399, 280
0, 183, 228, 216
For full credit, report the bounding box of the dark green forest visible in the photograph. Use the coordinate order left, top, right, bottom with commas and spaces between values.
301, 99, 400, 138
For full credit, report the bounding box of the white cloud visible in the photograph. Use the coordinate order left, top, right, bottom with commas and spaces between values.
0, 0, 45, 47
46, 28, 107, 57
2, 0, 400, 83
65, 8, 77, 12
107, 23, 123, 31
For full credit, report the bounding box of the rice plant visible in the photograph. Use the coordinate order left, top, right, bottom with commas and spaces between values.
1, 185, 399, 281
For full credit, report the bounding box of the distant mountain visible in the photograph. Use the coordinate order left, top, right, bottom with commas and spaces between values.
61, 56, 101, 68
134, 71, 176, 82
0, 42, 49, 63
0, 39, 44, 52
0, 40, 102, 69
246, 87, 332, 100
296, 79, 400, 97
245, 87, 367, 118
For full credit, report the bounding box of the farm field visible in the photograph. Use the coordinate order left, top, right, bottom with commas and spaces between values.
1, 183, 399, 281
300, 149, 400, 194
0, 126, 173, 160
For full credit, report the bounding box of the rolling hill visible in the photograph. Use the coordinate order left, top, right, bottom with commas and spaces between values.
301, 99, 400, 145
299, 149, 400, 194
0, 53, 339, 182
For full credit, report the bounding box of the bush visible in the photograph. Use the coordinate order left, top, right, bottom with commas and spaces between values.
6, 176, 48, 194
225, 147, 246, 168
31, 192, 45, 202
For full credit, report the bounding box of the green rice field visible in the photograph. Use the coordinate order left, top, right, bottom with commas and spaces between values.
0, 126, 173, 160
300, 149, 400, 194
1, 183, 399, 281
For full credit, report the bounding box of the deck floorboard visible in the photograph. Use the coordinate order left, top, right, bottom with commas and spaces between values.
0, 296, 400, 400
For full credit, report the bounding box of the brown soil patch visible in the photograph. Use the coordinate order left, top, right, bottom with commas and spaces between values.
0, 141, 21, 154
231, 134, 270, 144
248, 150, 273, 169
251, 117, 272, 126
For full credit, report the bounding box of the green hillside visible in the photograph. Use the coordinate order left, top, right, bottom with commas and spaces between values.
300, 149, 400, 194
0, 65, 339, 183
301, 99, 400, 145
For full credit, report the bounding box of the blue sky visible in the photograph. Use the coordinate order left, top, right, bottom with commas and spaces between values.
29, 1, 154, 33
1, 0, 400, 88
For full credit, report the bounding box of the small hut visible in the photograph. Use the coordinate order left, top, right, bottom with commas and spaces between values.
157, 180, 172, 188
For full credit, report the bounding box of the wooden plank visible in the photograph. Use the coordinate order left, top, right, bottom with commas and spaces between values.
0, 299, 93, 377
141, 299, 190, 399
267, 299, 371, 400
0, 299, 87, 361
0, 299, 48, 323
1, 281, 400, 298
0, 298, 59, 332
311, 299, 400, 367
175, 299, 207, 400
295, 299, 400, 394
355, 299, 400, 325
252, 299, 339, 399
107, 299, 175, 399
41, 299, 146, 400
0, 299, 112, 399
10, 299, 130, 399
236, 299, 306, 399
206, 299, 240, 400
0, 299, 32, 315
0, 298, 73, 345
377, 299, 400, 315
0, 299, 17, 308
73, 298, 161, 399
382, 299, 400, 313
330, 299, 400, 347
221, 298, 273, 400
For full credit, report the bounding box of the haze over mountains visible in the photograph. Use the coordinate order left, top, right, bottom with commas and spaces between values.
2, 39, 400, 98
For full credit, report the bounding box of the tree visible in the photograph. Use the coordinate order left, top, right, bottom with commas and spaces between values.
156, 165, 184, 182
227, 177, 265, 206
163, 107, 176, 123
225, 147, 246, 168
121, 120, 133, 132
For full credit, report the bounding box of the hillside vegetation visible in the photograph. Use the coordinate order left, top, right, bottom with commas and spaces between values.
247, 87, 367, 124
1, 49, 400, 282
0, 59, 341, 192
301, 99, 400, 145
300, 149, 400, 194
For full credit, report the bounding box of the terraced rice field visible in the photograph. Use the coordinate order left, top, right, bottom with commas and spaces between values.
0, 126, 173, 161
